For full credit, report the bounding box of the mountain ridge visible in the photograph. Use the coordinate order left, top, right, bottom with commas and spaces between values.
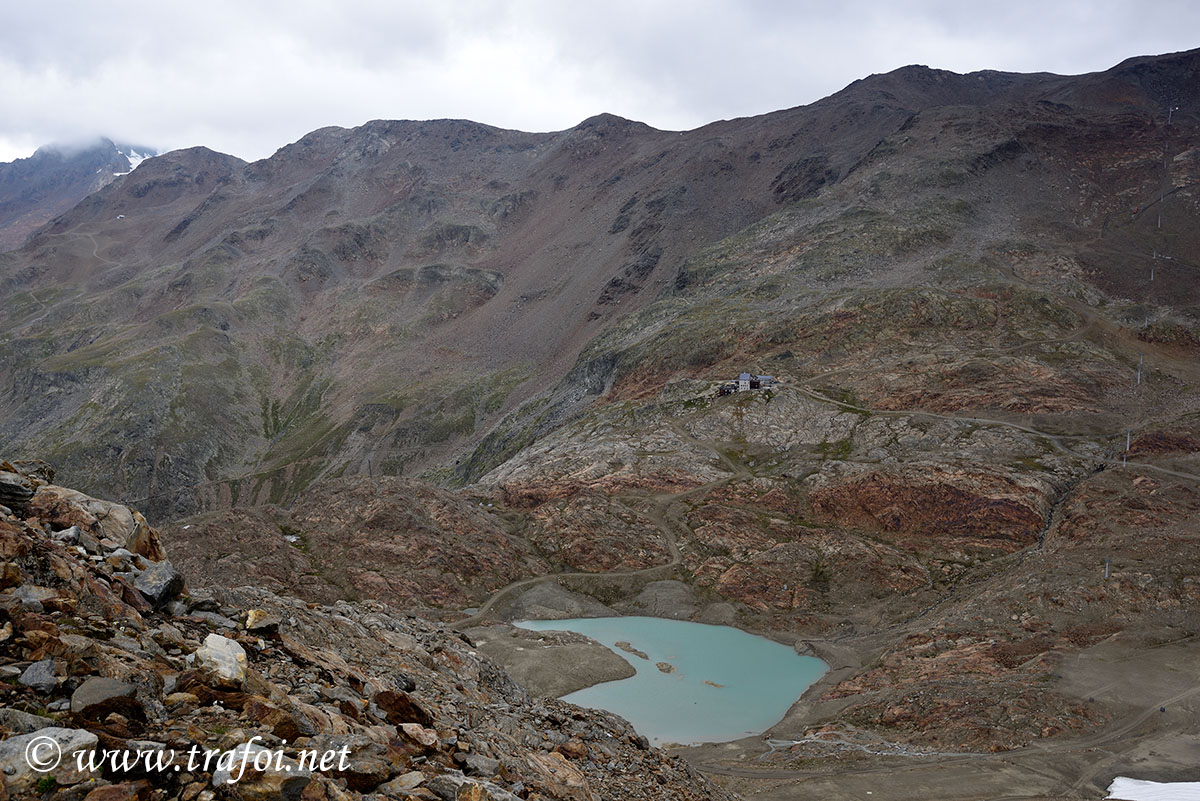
0, 49, 1196, 517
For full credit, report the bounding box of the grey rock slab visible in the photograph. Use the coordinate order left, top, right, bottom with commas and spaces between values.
71, 676, 137, 714
378, 771, 426, 793
0, 727, 99, 792
0, 707, 56, 733
52, 526, 81, 544
19, 658, 58, 693
191, 610, 237, 629
459, 752, 501, 777
14, 584, 57, 612
507, 582, 615, 621
134, 560, 184, 607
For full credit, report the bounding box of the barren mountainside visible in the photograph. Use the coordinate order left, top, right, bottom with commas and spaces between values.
1, 48, 1200, 800
1, 49, 1195, 521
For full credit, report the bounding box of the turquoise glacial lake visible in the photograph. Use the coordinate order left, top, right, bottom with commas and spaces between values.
515, 616, 827, 746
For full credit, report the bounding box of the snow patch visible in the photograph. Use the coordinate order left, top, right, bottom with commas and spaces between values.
123, 148, 151, 170
113, 147, 155, 176
1107, 777, 1200, 800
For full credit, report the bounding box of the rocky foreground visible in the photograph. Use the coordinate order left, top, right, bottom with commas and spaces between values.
0, 461, 732, 801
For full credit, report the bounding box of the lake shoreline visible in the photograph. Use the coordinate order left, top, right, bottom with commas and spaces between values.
509, 615, 829, 746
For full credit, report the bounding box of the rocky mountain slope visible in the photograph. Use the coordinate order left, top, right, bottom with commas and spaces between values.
0, 461, 731, 800
2, 50, 1194, 522
0, 140, 154, 252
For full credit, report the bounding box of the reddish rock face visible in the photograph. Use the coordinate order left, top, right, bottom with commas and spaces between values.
1130, 430, 1200, 455
524, 489, 669, 572
807, 468, 1047, 553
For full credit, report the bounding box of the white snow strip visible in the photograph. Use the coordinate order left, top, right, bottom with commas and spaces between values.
1107, 777, 1200, 801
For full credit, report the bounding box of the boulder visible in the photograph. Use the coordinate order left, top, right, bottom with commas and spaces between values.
52, 525, 81, 545
0, 561, 19, 590
424, 771, 521, 801
194, 633, 248, 689
124, 514, 165, 562
0, 727, 100, 792
14, 584, 58, 613
399, 722, 438, 748
19, 658, 58, 692
71, 676, 137, 715
457, 753, 501, 777
374, 689, 433, 727
378, 771, 426, 794
133, 561, 183, 607
245, 609, 281, 633
525, 751, 591, 793
0, 707, 55, 733
212, 741, 310, 801
242, 696, 303, 741
555, 737, 588, 760
0, 470, 34, 510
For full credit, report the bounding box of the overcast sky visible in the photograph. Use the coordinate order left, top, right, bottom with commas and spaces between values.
2, 0, 1197, 163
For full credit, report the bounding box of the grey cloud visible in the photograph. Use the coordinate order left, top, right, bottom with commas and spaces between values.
1, 0, 1198, 163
